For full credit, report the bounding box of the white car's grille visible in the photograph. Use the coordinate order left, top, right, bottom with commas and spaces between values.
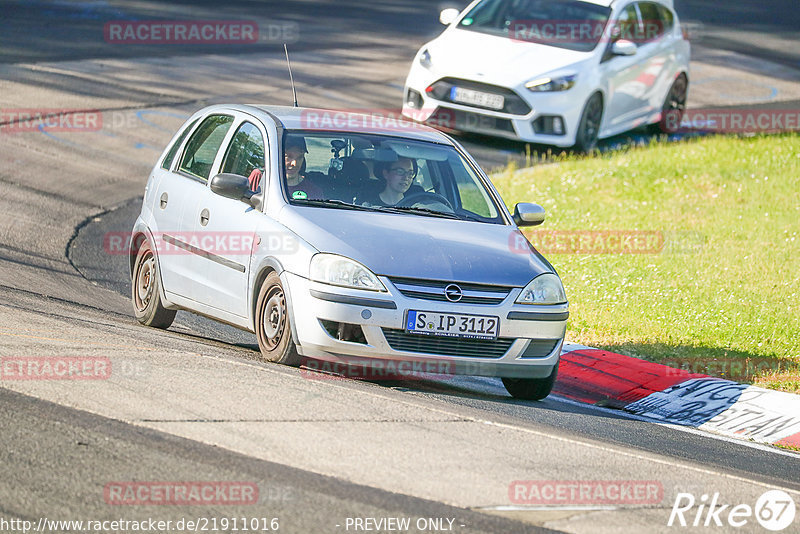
388, 277, 512, 305
382, 329, 514, 358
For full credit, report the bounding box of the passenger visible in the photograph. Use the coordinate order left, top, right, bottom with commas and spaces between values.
247, 135, 324, 200
357, 156, 422, 206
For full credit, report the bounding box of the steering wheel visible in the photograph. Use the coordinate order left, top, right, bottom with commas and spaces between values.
397, 192, 454, 211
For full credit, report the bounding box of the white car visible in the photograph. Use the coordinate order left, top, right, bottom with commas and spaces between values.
402, 0, 690, 151
131, 104, 569, 400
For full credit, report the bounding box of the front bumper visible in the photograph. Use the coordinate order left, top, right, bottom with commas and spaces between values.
283, 271, 568, 379
402, 69, 587, 147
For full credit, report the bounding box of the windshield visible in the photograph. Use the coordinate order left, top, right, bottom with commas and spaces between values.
458, 0, 612, 52
279, 130, 505, 224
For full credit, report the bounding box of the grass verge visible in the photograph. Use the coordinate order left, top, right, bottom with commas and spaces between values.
492, 134, 800, 393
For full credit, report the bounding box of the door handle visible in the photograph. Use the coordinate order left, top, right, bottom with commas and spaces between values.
159, 192, 168, 209
200, 208, 210, 226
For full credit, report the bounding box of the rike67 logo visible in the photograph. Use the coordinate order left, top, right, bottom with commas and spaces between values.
668, 490, 796, 531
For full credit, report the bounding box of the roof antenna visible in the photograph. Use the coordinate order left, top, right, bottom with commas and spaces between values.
284, 43, 299, 107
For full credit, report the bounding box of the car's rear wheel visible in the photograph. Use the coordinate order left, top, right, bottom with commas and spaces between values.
573, 93, 603, 153
131, 238, 176, 329
502, 364, 558, 400
255, 272, 302, 366
656, 74, 688, 133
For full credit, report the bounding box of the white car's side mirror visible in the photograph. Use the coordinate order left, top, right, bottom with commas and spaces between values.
611, 39, 637, 56
439, 8, 460, 25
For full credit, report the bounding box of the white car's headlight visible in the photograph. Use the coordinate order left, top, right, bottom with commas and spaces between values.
419, 49, 433, 69
516, 273, 567, 305
310, 254, 386, 292
525, 74, 577, 92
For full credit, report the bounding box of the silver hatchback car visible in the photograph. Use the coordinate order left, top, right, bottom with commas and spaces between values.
130, 104, 569, 400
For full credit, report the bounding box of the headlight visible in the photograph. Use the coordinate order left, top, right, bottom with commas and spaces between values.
310, 254, 386, 292
419, 49, 433, 69
525, 74, 577, 92
516, 273, 567, 305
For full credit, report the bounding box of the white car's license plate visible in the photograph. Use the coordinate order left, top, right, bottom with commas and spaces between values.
406, 310, 500, 340
451, 87, 505, 110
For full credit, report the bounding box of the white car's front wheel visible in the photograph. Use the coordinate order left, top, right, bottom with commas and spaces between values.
573, 93, 603, 153
255, 272, 302, 366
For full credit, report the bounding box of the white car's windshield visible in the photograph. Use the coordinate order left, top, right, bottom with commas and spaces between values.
458, 0, 612, 52
281, 130, 505, 224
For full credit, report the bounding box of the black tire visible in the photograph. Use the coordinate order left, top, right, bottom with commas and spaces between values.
573, 93, 603, 153
131, 239, 176, 329
655, 74, 688, 134
502, 364, 558, 401
255, 272, 302, 366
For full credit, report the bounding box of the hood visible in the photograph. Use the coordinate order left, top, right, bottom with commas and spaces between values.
279, 206, 552, 287
426, 28, 590, 87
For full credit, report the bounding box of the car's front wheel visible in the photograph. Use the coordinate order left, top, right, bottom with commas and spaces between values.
573, 93, 603, 153
131, 238, 176, 329
656, 74, 688, 133
502, 364, 558, 401
255, 271, 302, 366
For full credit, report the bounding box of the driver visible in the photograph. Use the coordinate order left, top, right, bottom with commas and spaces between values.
357, 156, 422, 206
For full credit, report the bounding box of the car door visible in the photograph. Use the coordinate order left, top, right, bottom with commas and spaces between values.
155, 113, 235, 300
600, 2, 650, 133
183, 116, 267, 319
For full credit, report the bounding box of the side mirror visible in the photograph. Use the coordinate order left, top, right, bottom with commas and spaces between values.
439, 8, 460, 25
513, 203, 545, 227
210, 173, 253, 203
611, 39, 637, 56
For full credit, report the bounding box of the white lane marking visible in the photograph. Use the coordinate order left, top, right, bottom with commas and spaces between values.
477, 505, 618, 512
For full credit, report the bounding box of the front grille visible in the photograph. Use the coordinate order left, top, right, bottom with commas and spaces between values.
427, 78, 532, 115
428, 108, 516, 134
382, 329, 514, 358
519, 339, 561, 359
389, 277, 511, 305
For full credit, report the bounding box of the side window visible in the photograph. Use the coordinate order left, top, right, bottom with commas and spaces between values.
221, 122, 266, 178
161, 118, 198, 170
615, 4, 641, 43
178, 115, 234, 182
637, 2, 667, 42
657, 4, 674, 34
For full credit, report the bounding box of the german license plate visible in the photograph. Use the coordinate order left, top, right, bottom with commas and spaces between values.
406, 310, 500, 340
451, 87, 505, 110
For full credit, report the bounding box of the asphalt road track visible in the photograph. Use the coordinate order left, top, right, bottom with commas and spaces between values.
1, 1, 799, 533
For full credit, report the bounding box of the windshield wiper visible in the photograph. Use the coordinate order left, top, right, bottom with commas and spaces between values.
382, 206, 462, 220
292, 199, 378, 211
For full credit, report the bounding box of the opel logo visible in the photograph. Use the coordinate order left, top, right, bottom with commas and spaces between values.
444, 284, 463, 302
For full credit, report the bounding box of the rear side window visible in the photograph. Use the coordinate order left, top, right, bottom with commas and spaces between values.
161, 118, 198, 170
637, 2, 668, 41
178, 115, 234, 182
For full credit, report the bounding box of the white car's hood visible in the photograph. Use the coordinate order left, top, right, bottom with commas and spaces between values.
427, 28, 590, 87
280, 206, 552, 287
